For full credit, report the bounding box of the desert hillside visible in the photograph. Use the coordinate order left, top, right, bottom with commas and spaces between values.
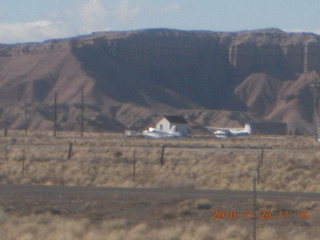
0, 28, 319, 134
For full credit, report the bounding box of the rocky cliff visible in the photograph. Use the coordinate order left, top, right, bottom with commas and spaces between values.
0, 28, 319, 134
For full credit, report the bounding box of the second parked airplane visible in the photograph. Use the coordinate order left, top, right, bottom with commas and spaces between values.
206, 123, 252, 138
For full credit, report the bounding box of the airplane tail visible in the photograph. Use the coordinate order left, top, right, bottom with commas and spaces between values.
169, 125, 177, 133
244, 123, 251, 134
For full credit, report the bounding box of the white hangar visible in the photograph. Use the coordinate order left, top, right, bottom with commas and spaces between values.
156, 115, 188, 136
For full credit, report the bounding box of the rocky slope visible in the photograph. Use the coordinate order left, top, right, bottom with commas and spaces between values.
0, 28, 319, 134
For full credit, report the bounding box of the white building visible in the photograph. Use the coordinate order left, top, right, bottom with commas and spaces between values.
156, 115, 188, 136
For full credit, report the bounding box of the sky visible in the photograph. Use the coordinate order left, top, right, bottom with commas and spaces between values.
1, 0, 320, 44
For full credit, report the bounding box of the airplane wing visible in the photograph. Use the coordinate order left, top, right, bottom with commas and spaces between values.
125, 130, 144, 137
207, 124, 251, 137
206, 127, 232, 133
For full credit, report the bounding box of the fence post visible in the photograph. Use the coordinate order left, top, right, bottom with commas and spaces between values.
3, 129, 7, 137
132, 151, 136, 181
260, 148, 264, 167
160, 145, 165, 166
22, 148, 25, 179
4, 142, 7, 160
257, 148, 264, 184
67, 143, 73, 160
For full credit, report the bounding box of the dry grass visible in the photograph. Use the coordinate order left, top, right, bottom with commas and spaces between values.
0, 132, 319, 192
1, 193, 319, 239
0, 131, 320, 239
0, 211, 319, 240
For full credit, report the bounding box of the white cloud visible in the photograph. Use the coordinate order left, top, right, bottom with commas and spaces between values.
0, 20, 69, 43
0, 0, 112, 44
115, 0, 140, 24
0, 0, 176, 44
78, 0, 110, 32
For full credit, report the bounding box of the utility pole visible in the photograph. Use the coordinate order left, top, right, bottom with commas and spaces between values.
24, 94, 27, 136
80, 85, 84, 137
252, 166, 258, 240
311, 77, 320, 141
54, 92, 57, 137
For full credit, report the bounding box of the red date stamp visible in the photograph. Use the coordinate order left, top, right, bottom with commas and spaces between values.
212, 210, 308, 220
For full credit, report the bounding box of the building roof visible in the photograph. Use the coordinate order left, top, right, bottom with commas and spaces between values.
163, 115, 188, 124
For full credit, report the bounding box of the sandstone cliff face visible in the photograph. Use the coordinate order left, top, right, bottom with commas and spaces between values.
0, 29, 319, 134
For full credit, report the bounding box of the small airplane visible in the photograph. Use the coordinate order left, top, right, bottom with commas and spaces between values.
206, 123, 252, 138
142, 126, 184, 138
125, 125, 184, 138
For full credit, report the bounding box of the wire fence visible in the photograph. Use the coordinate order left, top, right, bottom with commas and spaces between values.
0, 133, 319, 239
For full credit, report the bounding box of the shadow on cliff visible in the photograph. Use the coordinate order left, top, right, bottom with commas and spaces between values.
70, 36, 247, 111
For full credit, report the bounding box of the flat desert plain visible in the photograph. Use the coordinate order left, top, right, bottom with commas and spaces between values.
0, 131, 319, 239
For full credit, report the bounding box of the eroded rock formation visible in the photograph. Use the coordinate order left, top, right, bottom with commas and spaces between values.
0, 28, 319, 134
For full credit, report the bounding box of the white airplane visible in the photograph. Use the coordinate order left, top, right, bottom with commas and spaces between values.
206, 123, 252, 138
142, 126, 184, 138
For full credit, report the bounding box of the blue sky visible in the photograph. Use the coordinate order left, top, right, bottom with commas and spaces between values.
1, 0, 320, 43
